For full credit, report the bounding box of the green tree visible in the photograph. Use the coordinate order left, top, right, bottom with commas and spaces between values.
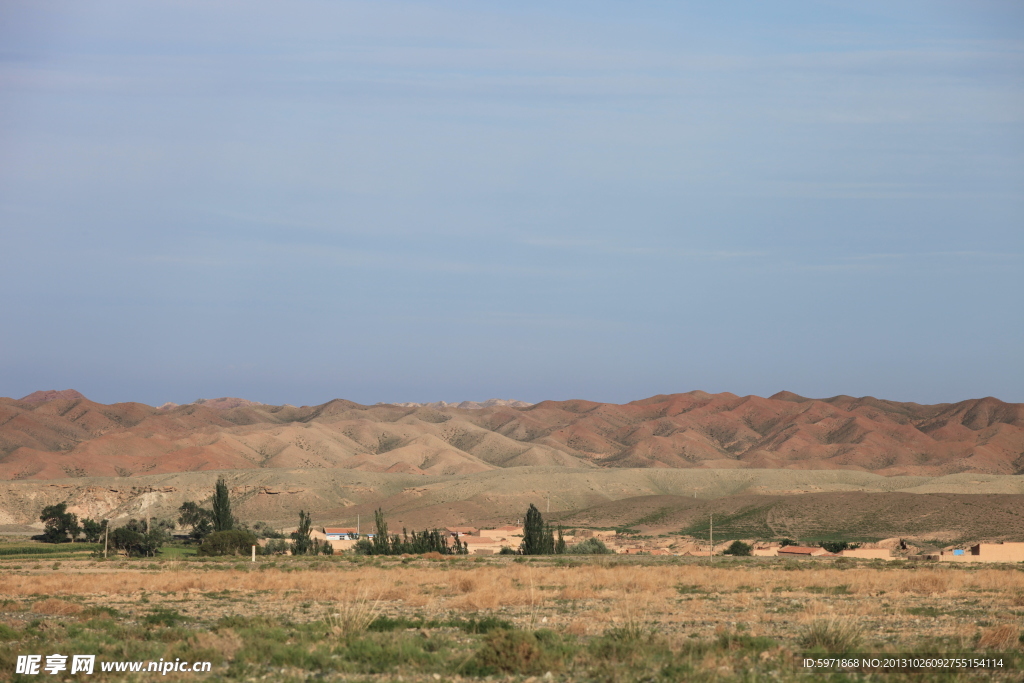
198, 529, 259, 556
178, 501, 213, 542
819, 541, 859, 554
251, 521, 284, 539
521, 504, 546, 555
352, 509, 466, 556
371, 508, 391, 555
264, 539, 289, 555
212, 477, 234, 532
723, 541, 752, 556
291, 510, 313, 556
110, 519, 166, 557
40, 502, 81, 543
81, 518, 107, 543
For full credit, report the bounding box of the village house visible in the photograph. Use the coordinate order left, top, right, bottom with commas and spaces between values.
838, 547, 893, 560
777, 546, 833, 558
751, 543, 780, 557
931, 541, 1024, 563
323, 527, 359, 541
460, 536, 503, 555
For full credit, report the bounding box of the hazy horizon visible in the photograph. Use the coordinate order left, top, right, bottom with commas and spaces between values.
2, 1, 1022, 407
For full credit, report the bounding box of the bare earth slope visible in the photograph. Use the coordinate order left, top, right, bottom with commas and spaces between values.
556, 491, 1024, 543
2, 467, 1022, 543
1, 390, 1022, 480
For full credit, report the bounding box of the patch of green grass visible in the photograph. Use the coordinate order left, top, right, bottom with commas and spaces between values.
142, 608, 186, 627
465, 628, 575, 676
0, 543, 101, 556
806, 584, 852, 595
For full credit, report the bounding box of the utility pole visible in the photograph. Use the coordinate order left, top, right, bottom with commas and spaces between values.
103, 521, 108, 559
357, 514, 360, 538
709, 514, 713, 564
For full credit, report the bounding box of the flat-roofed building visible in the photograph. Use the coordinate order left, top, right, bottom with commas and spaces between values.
937, 542, 1024, 563
838, 547, 893, 560
778, 546, 832, 557
323, 527, 359, 541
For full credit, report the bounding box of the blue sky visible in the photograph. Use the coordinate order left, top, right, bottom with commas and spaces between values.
1, 1, 1022, 406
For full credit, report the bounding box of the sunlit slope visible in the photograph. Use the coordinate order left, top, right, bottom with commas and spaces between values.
1, 390, 1022, 480
2, 466, 1022, 537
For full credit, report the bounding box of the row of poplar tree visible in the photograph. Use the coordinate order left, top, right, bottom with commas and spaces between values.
41, 483, 600, 557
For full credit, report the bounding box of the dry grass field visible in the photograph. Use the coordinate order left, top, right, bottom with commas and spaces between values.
1, 554, 1023, 681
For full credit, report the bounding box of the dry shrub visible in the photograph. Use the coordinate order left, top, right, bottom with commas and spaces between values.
557, 586, 595, 601
1012, 592, 1024, 607
978, 624, 1019, 651
899, 574, 948, 595
449, 590, 501, 611
32, 599, 82, 615
799, 617, 864, 652
455, 576, 476, 593
323, 590, 383, 637
566, 619, 588, 636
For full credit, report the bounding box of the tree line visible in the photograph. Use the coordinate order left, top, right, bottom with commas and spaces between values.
39, 489, 612, 558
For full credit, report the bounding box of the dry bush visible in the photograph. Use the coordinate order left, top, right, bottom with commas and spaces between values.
978, 624, 1019, 651
899, 574, 949, 595
799, 616, 864, 652
566, 619, 589, 636
323, 588, 384, 637
32, 599, 83, 615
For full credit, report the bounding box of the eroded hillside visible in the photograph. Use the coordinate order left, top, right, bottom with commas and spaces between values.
1, 390, 1022, 480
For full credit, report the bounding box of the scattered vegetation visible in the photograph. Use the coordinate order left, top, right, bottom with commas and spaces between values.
1, 556, 1023, 681
566, 538, 614, 555
198, 530, 260, 557
353, 508, 465, 556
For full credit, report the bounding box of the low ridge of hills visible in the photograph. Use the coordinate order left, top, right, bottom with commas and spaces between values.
0, 389, 1022, 481
3, 467, 1022, 541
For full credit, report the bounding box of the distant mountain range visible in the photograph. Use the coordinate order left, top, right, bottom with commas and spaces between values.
381, 399, 533, 410
1, 390, 1021, 480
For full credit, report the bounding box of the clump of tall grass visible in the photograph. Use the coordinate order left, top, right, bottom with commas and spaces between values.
977, 624, 1019, 651
799, 617, 864, 652
323, 588, 383, 637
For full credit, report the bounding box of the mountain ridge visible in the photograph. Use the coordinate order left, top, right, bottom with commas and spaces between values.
1, 390, 1021, 480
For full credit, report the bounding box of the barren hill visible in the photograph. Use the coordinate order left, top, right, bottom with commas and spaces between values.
2, 467, 1022, 543
1, 390, 1022, 481
555, 491, 1024, 543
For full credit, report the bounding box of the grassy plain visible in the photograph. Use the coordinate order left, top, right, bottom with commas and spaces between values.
1, 554, 1023, 681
